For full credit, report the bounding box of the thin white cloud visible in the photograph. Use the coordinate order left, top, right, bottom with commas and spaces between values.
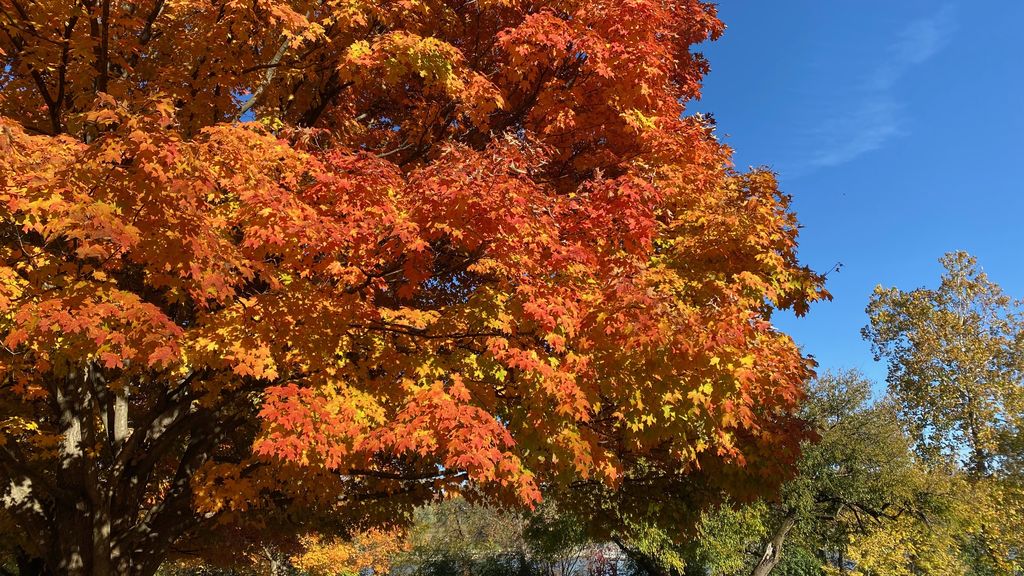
895, 5, 955, 65
807, 99, 902, 168
799, 5, 955, 171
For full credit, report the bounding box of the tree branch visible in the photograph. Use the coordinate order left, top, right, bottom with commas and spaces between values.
236, 34, 292, 121
347, 468, 468, 482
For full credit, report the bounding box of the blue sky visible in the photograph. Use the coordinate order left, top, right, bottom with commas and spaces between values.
691, 1, 1024, 385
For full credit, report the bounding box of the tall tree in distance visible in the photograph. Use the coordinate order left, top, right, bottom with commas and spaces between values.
0, 1, 827, 574
865, 251, 1024, 476
864, 252, 1024, 573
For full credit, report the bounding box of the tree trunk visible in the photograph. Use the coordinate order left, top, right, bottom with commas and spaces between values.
750, 512, 797, 576
15, 548, 51, 576
31, 401, 216, 575
1, 371, 247, 576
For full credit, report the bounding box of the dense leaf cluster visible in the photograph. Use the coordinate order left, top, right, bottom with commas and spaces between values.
0, 0, 825, 574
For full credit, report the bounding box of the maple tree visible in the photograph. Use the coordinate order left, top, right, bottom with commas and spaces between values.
0, 0, 826, 574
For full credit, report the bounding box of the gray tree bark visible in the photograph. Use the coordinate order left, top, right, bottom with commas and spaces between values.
750, 512, 798, 576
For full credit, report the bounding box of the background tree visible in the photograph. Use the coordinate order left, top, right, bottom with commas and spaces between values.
397, 498, 595, 576
750, 368, 1023, 576
864, 251, 1024, 476
864, 251, 1024, 573
735, 371, 926, 576
687, 500, 770, 576
0, 0, 827, 574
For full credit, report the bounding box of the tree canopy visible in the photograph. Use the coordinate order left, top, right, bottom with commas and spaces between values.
0, 0, 826, 574
865, 251, 1024, 476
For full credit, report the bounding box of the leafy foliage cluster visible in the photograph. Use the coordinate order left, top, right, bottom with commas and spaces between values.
193, 252, 1019, 576
0, 0, 825, 574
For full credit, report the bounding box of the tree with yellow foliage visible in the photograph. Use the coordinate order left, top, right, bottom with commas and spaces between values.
865, 251, 1024, 477
864, 251, 1024, 575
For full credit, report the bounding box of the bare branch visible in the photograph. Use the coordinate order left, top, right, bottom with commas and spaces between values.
236, 35, 292, 121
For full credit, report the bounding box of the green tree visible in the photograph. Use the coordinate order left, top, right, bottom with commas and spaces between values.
689, 500, 770, 576
747, 371, 923, 576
